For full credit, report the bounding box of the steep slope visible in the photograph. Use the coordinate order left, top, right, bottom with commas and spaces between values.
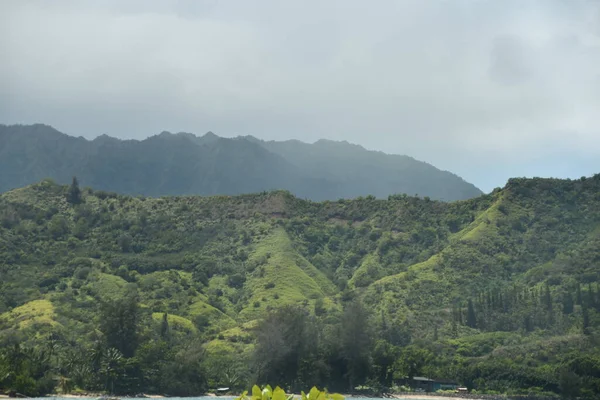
0, 124, 481, 201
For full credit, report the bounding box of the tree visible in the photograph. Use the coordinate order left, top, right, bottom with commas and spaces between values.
160, 313, 170, 339
66, 176, 82, 205
118, 234, 133, 253
466, 299, 477, 328
544, 284, 553, 313
587, 283, 596, 308
100, 347, 124, 394
48, 215, 69, 239
562, 292, 574, 315
340, 300, 372, 390
253, 306, 323, 390
372, 340, 398, 386
582, 305, 590, 335
558, 368, 582, 399
202, 347, 248, 392
395, 345, 433, 380
523, 315, 533, 332
314, 298, 326, 316
99, 290, 141, 357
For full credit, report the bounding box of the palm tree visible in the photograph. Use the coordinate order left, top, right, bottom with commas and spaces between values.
101, 348, 123, 394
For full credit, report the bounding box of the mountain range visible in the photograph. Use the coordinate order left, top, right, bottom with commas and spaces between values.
0, 124, 482, 201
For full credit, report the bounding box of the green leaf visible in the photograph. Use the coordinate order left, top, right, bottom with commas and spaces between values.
272, 386, 286, 400
262, 385, 273, 400
301, 391, 308, 400
330, 394, 345, 400
309, 387, 320, 400
253, 385, 262, 400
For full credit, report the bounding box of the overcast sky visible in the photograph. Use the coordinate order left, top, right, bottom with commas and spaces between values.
1, 0, 599, 192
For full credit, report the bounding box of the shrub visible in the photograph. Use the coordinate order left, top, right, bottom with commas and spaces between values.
237, 385, 344, 400
75, 267, 91, 280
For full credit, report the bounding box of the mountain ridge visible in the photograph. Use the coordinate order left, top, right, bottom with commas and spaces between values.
0, 123, 482, 201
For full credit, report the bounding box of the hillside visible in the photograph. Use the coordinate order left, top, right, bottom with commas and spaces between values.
1, 177, 599, 397
0, 124, 482, 201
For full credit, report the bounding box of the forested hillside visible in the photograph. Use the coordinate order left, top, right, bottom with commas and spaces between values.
0, 124, 482, 201
1, 176, 599, 397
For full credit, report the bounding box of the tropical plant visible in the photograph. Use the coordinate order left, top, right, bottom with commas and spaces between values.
236, 385, 344, 400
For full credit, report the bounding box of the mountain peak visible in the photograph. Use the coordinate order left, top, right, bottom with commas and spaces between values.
195, 131, 220, 145
92, 133, 118, 143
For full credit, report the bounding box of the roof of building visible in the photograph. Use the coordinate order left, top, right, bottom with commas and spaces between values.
412, 377, 434, 382
410, 377, 458, 384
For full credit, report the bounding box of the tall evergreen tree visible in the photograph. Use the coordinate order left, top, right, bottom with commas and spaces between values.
160, 312, 170, 339
524, 315, 533, 332
587, 283, 596, 308
543, 284, 554, 326
563, 292, 574, 315
451, 319, 458, 337
576, 283, 582, 306
66, 176, 82, 205
466, 299, 477, 328
543, 284, 553, 312
99, 289, 141, 357
582, 305, 590, 335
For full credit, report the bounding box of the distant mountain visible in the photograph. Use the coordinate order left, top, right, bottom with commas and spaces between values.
0, 124, 482, 200
245, 136, 482, 201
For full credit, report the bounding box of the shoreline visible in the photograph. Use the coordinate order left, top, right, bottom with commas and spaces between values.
4, 394, 486, 400
385, 396, 484, 400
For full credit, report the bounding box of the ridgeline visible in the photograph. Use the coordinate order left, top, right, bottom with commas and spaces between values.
0, 124, 482, 201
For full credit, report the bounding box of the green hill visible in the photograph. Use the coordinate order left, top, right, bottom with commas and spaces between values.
1, 176, 599, 397
0, 124, 482, 201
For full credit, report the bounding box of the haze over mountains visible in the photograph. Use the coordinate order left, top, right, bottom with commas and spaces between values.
0, 124, 482, 201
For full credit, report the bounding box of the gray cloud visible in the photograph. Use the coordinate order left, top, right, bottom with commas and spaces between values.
1, 0, 599, 192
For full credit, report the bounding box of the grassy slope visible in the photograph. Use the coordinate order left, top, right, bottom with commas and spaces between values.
0, 299, 59, 330
239, 229, 333, 321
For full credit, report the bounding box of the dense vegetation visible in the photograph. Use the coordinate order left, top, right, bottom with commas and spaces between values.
1, 175, 600, 398
0, 124, 482, 201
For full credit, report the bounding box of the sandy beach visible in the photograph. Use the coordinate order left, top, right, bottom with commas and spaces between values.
387, 396, 481, 400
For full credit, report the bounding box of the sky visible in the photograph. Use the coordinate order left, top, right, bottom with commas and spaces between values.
1, 0, 600, 192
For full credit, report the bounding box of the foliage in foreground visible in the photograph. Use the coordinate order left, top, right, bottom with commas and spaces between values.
237, 385, 344, 400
